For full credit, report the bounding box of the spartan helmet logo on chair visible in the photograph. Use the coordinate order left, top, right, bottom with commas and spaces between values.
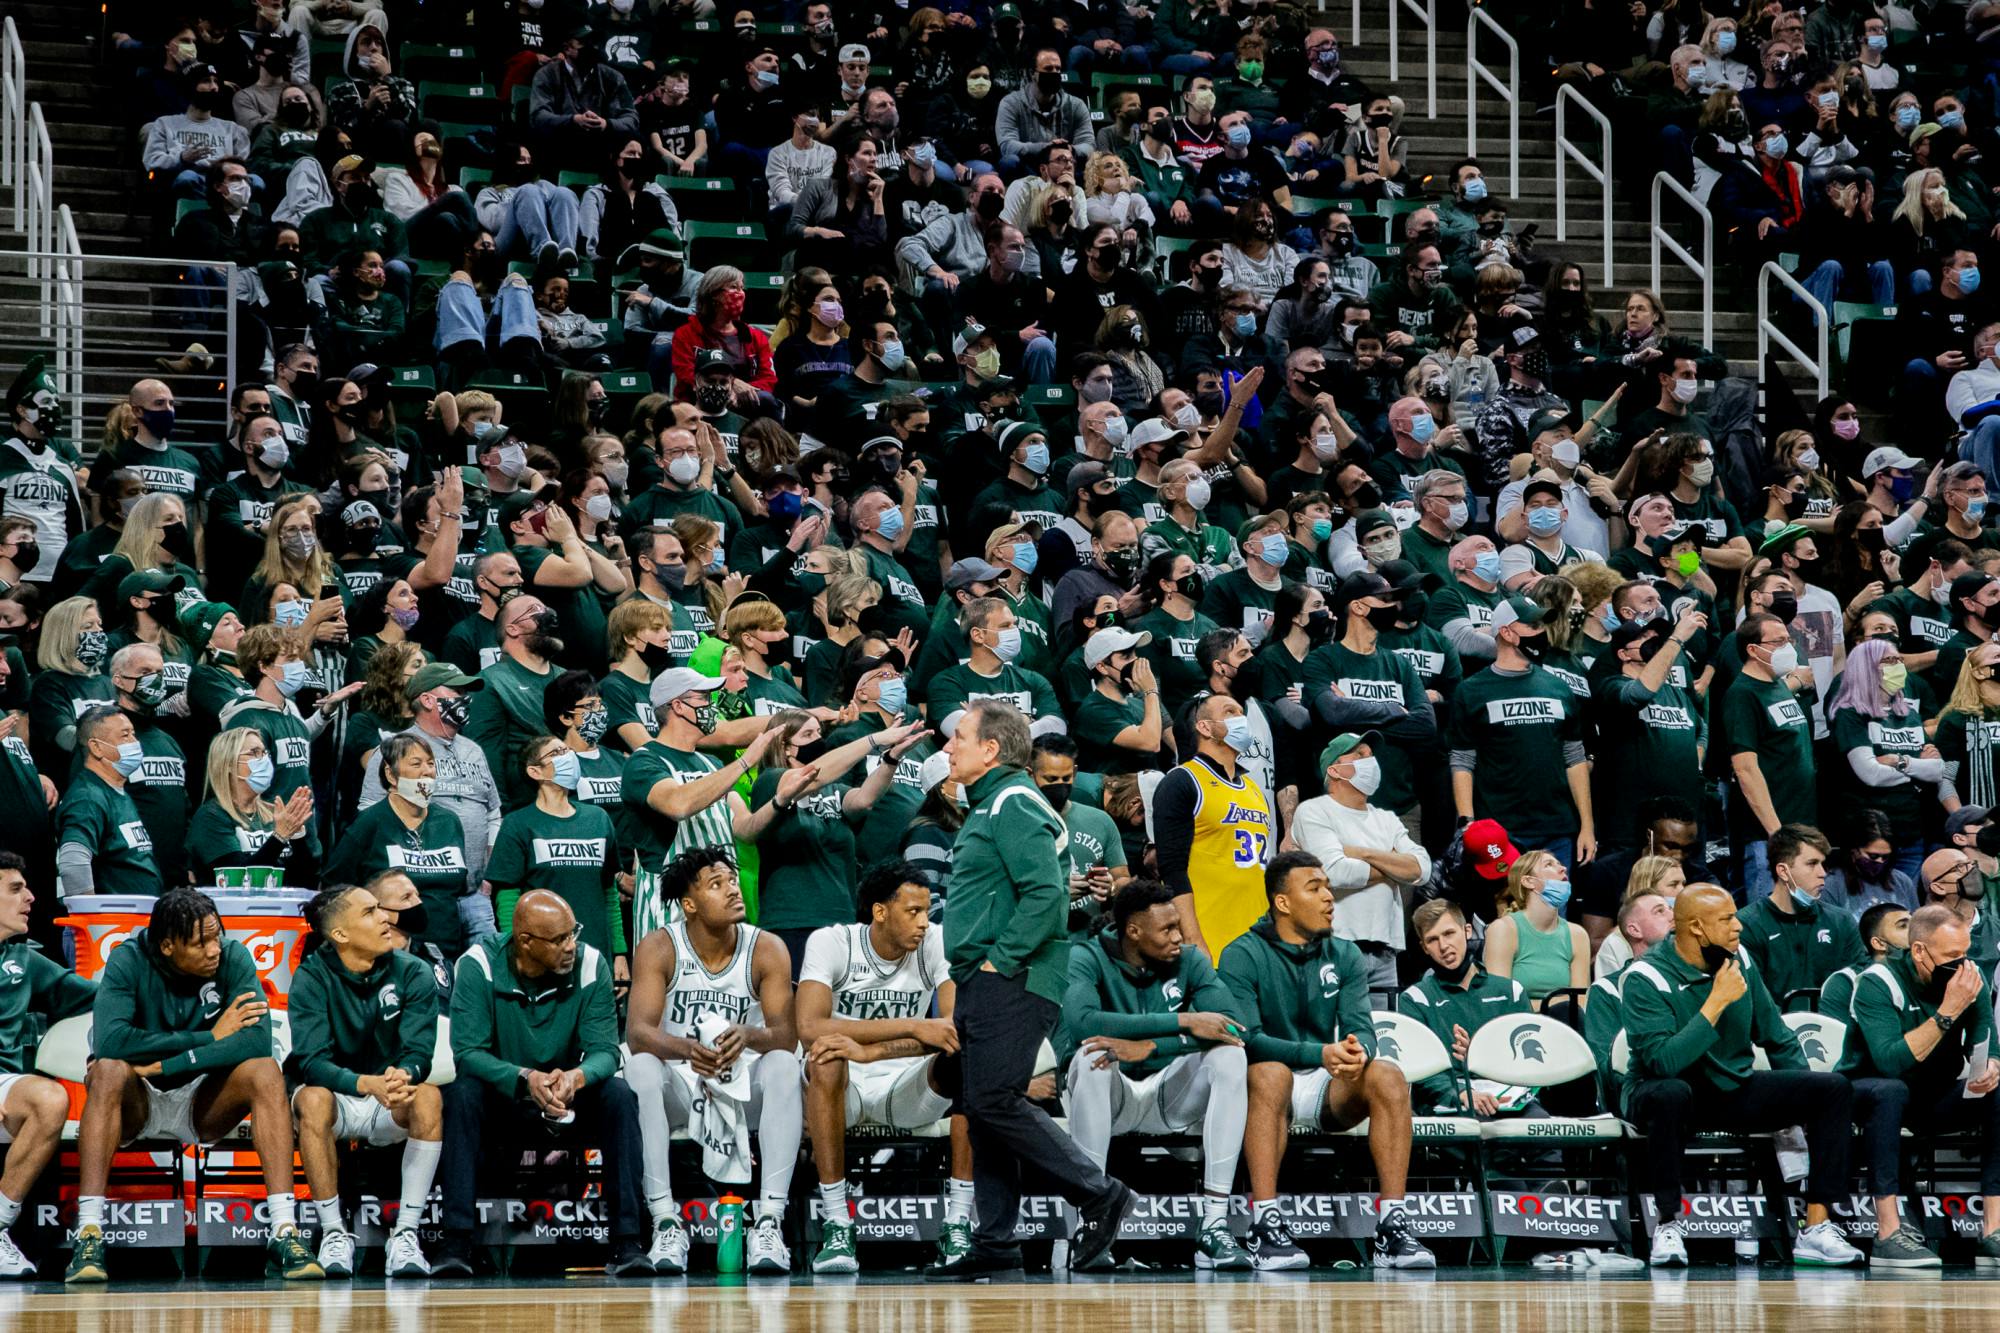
1509, 1025, 1547, 1063
1376, 1033, 1402, 1062
1796, 1025, 1828, 1065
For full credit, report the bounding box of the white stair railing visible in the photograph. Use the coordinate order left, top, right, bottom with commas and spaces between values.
2, 15, 74, 352
1467, 6, 1518, 196
1650, 172, 1714, 349
1757, 260, 1829, 400
1554, 85, 1613, 287
1388, 0, 1437, 119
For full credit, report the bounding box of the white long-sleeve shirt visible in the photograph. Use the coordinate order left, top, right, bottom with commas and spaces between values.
1290, 794, 1432, 950
1945, 359, 2000, 427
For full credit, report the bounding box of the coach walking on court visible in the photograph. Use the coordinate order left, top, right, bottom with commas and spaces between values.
931, 700, 1136, 1279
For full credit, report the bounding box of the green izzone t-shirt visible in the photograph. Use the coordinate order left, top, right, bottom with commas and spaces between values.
487, 799, 625, 954
749, 768, 860, 931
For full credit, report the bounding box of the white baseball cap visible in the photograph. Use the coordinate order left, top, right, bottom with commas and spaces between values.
648, 667, 725, 710
1084, 626, 1153, 670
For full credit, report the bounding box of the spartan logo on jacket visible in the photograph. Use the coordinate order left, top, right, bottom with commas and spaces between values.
1318, 961, 1340, 998
380, 984, 401, 1016
1161, 978, 1184, 1006
198, 982, 222, 1018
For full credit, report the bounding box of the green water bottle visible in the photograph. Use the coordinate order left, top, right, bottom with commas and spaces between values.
716, 1193, 746, 1273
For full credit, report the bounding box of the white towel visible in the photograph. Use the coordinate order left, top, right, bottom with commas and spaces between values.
693, 1013, 754, 1184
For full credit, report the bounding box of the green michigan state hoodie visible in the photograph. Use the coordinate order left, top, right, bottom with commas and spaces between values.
1217, 916, 1376, 1070
1621, 943, 1804, 1092
284, 944, 438, 1094
1736, 890, 1865, 1005
449, 934, 620, 1098
0, 938, 95, 1074
1398, 964, 1529, 1110
1057, 926, 1249, 1075
92, 929, 270, 1090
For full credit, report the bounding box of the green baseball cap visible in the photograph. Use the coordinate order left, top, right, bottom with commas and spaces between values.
405, 662, 484, 700
1318, 731, 1381, 772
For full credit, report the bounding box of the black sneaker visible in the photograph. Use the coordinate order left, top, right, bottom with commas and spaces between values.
1248, 1211, 1309, 1271
606, 1239, 654, 1277
428, 1233, 476, 1278
925, 1248, 1025, 1281
1371, 1208, 1436, 1270
1068, 1182, 1135, 1272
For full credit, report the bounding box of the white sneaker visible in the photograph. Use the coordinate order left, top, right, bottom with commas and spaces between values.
0, 1228, 36, 1277
1793, 1221, 1863, 1267
1649, 1220, 1689, 1267
647, 1219, 689, 1275
317, 1228, 356, 1279
385, 1228, 431, 1278
746, 1216, 791, 1274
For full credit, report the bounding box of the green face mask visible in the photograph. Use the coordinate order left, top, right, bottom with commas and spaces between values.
796, 569, 827, 597
1674, 550, 1701, 577
1881, 661, 1908, 694
1238, 59, 1264, 83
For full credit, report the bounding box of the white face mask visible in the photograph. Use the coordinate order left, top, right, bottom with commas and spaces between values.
396, 775, 434, 808
223, 180, 251, 208
1101, 416, 1128, 448
1551, 439, 1581, 470
254, 435, 289, 470
1173, 402, 1202, 431
584, 493, 615, 521
1183, 476, 1212, 510
495, 442, 528, 478
668, 454, 702, 485
1444, 500, 1469, 530
1671, 377, 1700, 404
1311, 432, 1341, 461
1765, 642, 1800, 676
1344, 755, 1382, 797
1688, 458, 1715, 487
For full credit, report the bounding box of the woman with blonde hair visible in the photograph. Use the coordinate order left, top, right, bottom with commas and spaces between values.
1772, 427, 1838, 527
1483, 848, 1591, 1006
1094, 303, 1165, 412
1888, 167, 1976, 290
601, 596, 687, 751
1935, 641, 2000, 813
1561, 560, 1627, 664
1697, 16, 1752, 88
1592, 855, 1689, 979
79, 493, 191, 620
1080, 153, 1155, 249
28, 595, 114, 775
244, 494, 338, 624
187, 726, 319, 885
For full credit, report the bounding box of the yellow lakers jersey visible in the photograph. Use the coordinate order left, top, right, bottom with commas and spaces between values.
1183, 758, 1272, 959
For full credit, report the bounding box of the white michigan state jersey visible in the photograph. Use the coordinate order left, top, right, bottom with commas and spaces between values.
661, 919, 764, 1041
800, 923, 945, 1022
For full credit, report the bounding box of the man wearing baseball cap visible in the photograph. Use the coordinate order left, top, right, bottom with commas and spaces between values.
622, 667, 784, 938
1290, 731, 1432, 995
1116, 418, 1189, 524
358, 662, 502, 889
1469, 319, 1567, 492
1304, 570, 1435, 841
1448, 595, 1595, 868
1861, 444, 1925, 517
1073, 627, 1161, 776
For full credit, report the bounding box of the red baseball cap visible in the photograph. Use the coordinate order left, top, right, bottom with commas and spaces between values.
1464, 819, 1521, 880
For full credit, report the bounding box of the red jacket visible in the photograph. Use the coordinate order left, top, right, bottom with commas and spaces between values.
669, 317, 777, 401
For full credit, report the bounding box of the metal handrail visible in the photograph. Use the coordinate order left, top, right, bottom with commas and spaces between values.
1554, 85, 1613, 286
1388, 0, 1437, 119
2, 17, 25, 224
1757, 260, 1829, 400
1467, 6, 1518, 195
1651, 172, 1714, 348
52, 206, 84, 431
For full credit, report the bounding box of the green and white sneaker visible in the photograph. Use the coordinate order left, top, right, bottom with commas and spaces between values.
934, 1218, 973, 1267
1792, 1221, 1863, 1267
1194, 1220, 1252, 1270
814, 1215, 860, 1274
1977, 1231, 2000, 1269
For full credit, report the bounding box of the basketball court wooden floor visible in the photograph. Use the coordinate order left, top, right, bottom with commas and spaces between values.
2, 1271, 1998, 1331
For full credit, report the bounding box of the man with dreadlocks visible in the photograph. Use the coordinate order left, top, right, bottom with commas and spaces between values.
66, 887, 323, 1283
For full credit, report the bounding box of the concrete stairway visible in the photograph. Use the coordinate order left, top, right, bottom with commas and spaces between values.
13, 1, 149, 256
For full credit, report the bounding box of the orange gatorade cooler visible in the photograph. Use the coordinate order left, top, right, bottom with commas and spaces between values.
57, 884, 314, 1007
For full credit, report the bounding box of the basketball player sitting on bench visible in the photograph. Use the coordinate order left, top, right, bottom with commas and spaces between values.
1219, 851, 1435, 1273
287, 884, 443, 1281
67, 887, 323, 1284
0, 852, 96, 1278
798, 859, 972, 1275
624, 847, 803, 1276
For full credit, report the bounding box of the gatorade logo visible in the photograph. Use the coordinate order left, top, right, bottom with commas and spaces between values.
242, 934, 284, 971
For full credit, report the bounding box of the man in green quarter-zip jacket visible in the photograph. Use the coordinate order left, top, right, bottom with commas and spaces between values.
1401, 900, 1534, 1116
67, 888, 323, 1285
1059, 879, 1253, 1272
1219, 849, 1434, 1272
1620, 884, 1862, 1269
286, 883, 443, 1282
437, 891, 648, 1280
0, 853, 94, 1278
1737, 824, 1866, 1005
929, 699, 1134, 1280
1842, 901, 2000, 1269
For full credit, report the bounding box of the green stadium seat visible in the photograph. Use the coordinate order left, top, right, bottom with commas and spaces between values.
402, 43, 480, 86
174, 199, 208, 227
456, 165, 493, 192
683, 220, 775, 270
740, 271, 787, 321
662, 176, 740, 221
418, 80, 497, 123
388, 366, 437, 394
1090, 71, 1162, 110
557, 171, 598, 194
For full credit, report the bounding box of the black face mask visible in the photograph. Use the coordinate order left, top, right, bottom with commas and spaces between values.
976, 192, 1004, 221
1698, 942, 1733, 973
1351, 482, 1383, 510
1037, 70, 1064, 96
1924, 954, 1966, 1003
1039, 780, 1072, 812
1327, 231, 1356, 257
1514, 634, 1546, 661
1175, 572, 1205, 601
1306, 608, 1336, 641
638, 640, 676, 673
1433, 953, 1474, 986
437, 695, 471, 730
1103, 547, 1140, 582
393, 899, 430, 938
1767, 593, 1799, 624
1400, 593, 1428, 627
527, 609, 563, 658
1364, 603, 1402, 631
